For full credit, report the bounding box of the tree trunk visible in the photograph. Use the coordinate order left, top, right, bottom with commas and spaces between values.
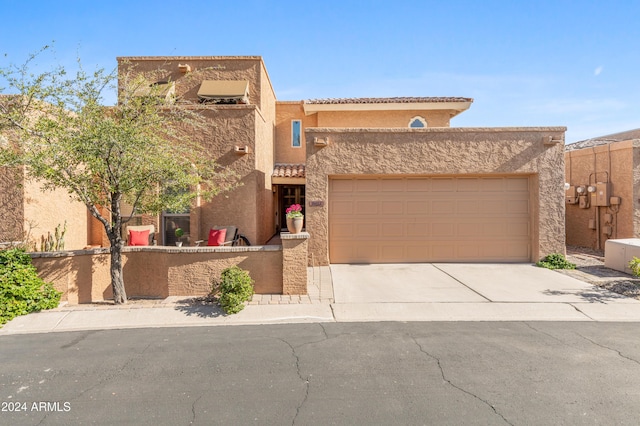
109, 192, 127, 304
110, 240, 127, 304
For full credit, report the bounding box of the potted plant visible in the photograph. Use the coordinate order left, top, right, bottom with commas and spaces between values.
175, 227, 185, 247
285, 204, 304, 234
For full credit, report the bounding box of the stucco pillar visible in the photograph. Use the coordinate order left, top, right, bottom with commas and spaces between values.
280, 232, 309, 295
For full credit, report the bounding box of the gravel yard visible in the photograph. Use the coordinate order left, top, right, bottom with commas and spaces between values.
558, 246, 640, 300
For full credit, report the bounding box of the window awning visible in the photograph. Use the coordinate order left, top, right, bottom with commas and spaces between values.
197, 80, 249, 103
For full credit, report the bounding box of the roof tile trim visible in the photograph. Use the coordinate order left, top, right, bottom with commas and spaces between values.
272, 164, 306, 178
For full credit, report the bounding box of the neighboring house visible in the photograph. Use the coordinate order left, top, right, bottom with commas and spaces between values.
564, 129, 640, 251
3, 56, 567, 265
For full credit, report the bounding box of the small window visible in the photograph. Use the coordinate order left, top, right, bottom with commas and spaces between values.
292, 120, 302, 148
409, 116, 427, 128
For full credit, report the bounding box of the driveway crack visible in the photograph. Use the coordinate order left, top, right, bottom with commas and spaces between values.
568, 303, 595, 320
411, 337, 513, 425
431, 264, 492, 302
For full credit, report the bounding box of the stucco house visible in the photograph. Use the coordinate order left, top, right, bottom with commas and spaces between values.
109, 56, 565, 266
564, 129, 640, 251
2, 56, 566, 271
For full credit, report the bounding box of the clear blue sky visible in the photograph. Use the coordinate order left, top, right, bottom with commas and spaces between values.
2, 0, 638, 143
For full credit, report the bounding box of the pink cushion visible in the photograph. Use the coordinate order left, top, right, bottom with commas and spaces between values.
207, 229, 227, 246
129, 229, 150, 246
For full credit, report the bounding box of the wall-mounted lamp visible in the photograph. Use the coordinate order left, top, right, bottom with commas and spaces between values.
234, 145, 250, 155
178, 64, 191, 73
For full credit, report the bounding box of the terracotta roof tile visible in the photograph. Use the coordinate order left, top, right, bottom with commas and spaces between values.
272, 164, 306, 179
304, 97, 473, 104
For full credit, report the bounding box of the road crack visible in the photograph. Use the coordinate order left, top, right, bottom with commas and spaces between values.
574, 332, 640, 366
189, 394, 203, 425
411, 337, 513, 425
278, 338, 310, 426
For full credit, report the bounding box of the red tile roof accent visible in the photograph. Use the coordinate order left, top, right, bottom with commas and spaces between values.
272, 164, 306, 179
304, 97, 473, 104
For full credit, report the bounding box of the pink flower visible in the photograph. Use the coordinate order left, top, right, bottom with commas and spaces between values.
286, 204, 303, 218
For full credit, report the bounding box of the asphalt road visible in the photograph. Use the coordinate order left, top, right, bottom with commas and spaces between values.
1, 322, 640, 425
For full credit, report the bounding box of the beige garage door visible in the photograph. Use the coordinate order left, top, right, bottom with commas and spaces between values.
329, 176, 531, 263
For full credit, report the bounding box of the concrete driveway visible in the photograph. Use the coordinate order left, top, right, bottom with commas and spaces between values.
330, 263, 640, 321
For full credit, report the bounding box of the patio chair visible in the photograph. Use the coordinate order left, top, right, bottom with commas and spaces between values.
125, 224, 156, 246
196, 226, 251, 247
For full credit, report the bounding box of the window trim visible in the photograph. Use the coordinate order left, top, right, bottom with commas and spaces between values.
409, 116, 428, 128
291, 119, 302, 148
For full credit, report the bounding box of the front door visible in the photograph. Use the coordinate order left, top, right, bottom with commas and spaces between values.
278, 185, 305, 230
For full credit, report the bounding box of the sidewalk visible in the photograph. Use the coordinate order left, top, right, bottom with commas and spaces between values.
2, 263, 640, 335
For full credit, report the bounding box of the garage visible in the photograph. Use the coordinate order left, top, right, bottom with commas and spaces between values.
329, 176, 532, 263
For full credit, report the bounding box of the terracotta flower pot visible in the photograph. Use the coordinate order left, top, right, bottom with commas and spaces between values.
286, 216, 304, 234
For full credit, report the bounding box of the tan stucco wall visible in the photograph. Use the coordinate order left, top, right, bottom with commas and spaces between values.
22, 178, 89, 250
305, 127, 566, 265
118, 56, 266, 107
565, 140, 638, 250
190, 107, 260, 244
281, 232, 309, 294
32, 246, 284, 304
316, 110, 452, 128
254, 66, 277, 244
275, 102, 315, 164
0, 166, 24, 243
118, 57, 279, 246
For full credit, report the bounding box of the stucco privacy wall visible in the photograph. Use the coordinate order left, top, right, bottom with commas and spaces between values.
32, 246, 283, 304
0, 166, 23, 243
22, 177, 89, 250
565, 140, 638, 249
0, 165, 88, 249
305, 127, 567, 265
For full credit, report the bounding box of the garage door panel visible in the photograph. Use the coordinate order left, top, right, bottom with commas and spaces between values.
507, 177, 529, 191
355, 200, 378, 215
329, 176, 531, 263
356, 179, 379, 192
381, 179, 404, 191
381, 201, 399, 214
508, 200, 529, 214
432, 178, 455, 191
407, 178, 430, 192
407, 200, 428, 214
432, 200, 453, 214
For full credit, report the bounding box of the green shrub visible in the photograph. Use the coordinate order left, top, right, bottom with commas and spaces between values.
629, 257, 640, 277
535, 253, 576, 270
0, 248, 62, 325
214, 266, 254, 314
